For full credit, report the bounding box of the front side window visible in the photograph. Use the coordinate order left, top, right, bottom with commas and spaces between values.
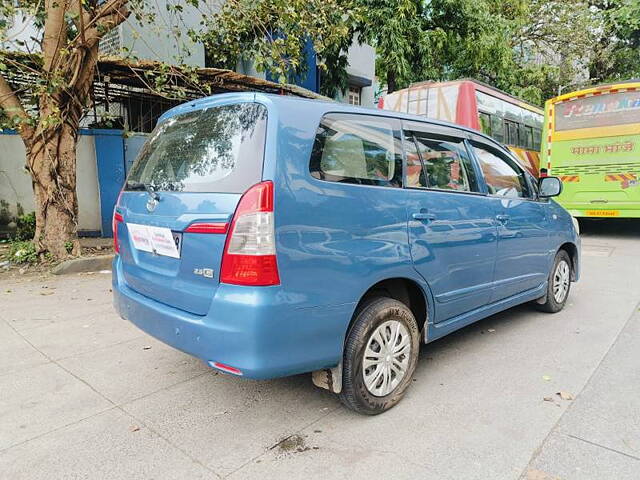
310, 114, 403, 188
472, 143, 530, 198
412, 133, 478, 192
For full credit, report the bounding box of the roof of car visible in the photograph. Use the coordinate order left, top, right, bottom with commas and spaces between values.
160, 92, 510, 154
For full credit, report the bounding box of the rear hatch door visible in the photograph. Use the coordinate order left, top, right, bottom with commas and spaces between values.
117, 101, 268, 315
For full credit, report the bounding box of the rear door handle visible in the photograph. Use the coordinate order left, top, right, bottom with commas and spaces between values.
496, 214, 510, 224
412, 212, 436, 222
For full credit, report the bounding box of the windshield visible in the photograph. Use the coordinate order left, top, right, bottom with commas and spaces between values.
126, 102, 267, 193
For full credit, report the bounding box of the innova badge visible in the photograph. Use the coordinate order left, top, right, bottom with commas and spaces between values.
146, 195, 158, 212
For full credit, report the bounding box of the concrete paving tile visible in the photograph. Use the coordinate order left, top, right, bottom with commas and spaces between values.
0, 363, 112, 450
19, 307, 143, 360
0, 409, 215, 479
59, 336, 211, 404
5, 303, 116, 333
228, 278, 638, 480
123, 372, 339, 477
0, 322, 49, 377
2, 275, 115, 334
555, 306, 640, 458
227, 432, 437, 480
526, 432, 640, 480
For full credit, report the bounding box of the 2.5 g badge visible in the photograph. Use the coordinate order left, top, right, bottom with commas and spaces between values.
193, 268, 214, 278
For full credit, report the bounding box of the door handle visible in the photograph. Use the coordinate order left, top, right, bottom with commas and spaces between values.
412, 212, 436, 222
496, 214, 510, 224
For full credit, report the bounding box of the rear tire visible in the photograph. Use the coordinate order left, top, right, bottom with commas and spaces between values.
536, 250, 572, 313
339, 297, 420, 415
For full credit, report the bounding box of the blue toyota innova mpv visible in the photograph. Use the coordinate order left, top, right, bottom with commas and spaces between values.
113, 92, 580, 414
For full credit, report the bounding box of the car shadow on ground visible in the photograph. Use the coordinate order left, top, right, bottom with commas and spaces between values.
228, 302, 538, 406
417, 302, 534, 361
579, 218, 640, 238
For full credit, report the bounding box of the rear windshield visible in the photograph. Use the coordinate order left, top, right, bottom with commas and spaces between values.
125, 102, 267, 193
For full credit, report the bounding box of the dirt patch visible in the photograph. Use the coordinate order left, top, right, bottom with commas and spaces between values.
271, 434, 312, 454
0, 239, 113, 282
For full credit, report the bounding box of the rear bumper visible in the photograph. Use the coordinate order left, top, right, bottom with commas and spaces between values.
564, 205, 640, 218
112, 257, 352, 379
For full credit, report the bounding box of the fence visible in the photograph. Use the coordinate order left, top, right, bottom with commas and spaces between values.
0, 129, 147, 238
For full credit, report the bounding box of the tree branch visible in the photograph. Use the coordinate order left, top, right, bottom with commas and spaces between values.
42, 0, 70, 72
0, 73, 34, 143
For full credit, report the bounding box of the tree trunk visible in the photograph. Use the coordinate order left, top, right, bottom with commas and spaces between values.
27, 121, 81, 259
387, 69, 397, 94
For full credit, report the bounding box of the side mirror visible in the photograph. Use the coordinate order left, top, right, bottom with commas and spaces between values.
538, 176, 563, 198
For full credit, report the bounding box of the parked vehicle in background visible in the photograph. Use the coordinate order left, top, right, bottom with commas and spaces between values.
540, 81, 640, 218
379, 79, 544, 177
112, 92, 580, 415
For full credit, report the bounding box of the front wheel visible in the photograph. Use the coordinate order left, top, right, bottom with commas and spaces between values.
536, 250, 572, 313
339, 297, 420, 415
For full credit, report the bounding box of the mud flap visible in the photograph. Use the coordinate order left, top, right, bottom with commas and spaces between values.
311, 363, 343, 394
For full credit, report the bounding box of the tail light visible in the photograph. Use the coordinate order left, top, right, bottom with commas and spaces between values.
113, 211, 124, 254
113, 192, 124, 254
220, 181, 280, 286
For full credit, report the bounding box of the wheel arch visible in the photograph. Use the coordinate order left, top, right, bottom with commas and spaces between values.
346, 277, 431, 343
558, 242, 579, 281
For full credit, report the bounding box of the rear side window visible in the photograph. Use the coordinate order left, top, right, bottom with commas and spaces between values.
309, 114, 403, 188
411, 133, 478, 192
126, 103, 267, 193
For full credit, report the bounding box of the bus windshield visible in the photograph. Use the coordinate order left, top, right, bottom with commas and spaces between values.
555, 90, 640, 132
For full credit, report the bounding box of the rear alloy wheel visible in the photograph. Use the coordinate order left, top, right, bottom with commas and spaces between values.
537, 250, 572, 313
362, 320, 412, 397
339, 297, 419, 415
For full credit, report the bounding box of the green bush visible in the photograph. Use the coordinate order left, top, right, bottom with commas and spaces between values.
7, 240, 38, 264
14, 212, 36, 241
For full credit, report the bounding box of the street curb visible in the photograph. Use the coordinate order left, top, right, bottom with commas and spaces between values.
51, 254, 114, 275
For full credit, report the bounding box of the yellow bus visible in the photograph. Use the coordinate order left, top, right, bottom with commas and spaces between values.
541, 81, 640, 218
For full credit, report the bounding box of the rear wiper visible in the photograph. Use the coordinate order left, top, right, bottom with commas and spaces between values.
126, 181, 159, 199
126, 181, 148, 191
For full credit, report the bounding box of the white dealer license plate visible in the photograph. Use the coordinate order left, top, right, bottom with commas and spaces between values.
127, 223, 181, 258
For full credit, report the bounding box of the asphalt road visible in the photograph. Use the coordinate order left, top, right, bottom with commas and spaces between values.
1, 219, 639, 479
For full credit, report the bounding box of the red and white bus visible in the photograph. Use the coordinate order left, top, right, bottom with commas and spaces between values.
379, 79, 544, 176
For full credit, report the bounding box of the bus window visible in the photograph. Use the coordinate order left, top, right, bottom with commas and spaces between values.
533, 128, 542, 150
504, 120, 518, 146
525, 126, 534, 150
518, 124, 528, 149
479, 112, 492, 136
491, 115, 505, 143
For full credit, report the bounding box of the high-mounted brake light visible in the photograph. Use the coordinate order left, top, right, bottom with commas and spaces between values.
220, 181, 280, 286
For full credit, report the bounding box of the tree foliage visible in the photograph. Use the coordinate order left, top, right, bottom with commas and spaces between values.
0, 0, 137, 259
196, 0, 357, 85
2, 0, 640, 260
589, 0, 640, 83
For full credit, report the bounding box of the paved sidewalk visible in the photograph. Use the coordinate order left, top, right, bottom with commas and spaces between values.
1, 220, 639, 479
